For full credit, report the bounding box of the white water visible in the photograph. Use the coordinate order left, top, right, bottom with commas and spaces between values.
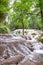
0, 29, 43, 65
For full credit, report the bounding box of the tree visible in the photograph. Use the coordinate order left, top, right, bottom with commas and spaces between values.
10, 0, 33, 35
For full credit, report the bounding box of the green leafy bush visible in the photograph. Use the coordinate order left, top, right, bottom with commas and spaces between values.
0, 24, 10, 34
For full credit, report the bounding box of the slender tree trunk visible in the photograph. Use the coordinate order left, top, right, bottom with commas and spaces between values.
21, 9, 24, 35
21, 21, 24, 35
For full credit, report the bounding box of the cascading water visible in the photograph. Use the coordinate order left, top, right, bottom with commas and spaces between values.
0, 29, 43, 65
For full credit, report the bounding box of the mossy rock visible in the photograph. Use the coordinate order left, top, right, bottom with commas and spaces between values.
40, 33, 43, 36
38, 35, 43, 43
24, 31, 28, 35
16, 30, 21, 34
32, 33, 36, 35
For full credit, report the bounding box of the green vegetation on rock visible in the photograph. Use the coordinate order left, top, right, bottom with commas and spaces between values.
38, 34, 43, 43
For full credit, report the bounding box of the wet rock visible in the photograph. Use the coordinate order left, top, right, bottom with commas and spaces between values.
0, 44, 7, 55
0, 29, 43, 65
1, 55, 24, 65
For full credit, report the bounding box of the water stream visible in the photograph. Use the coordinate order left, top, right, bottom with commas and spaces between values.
0, 29, 43, 65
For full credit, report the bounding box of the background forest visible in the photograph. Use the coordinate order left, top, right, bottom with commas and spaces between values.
0, 0, 43, 33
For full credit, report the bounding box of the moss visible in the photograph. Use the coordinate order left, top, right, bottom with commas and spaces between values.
32, 33, 36, 35
38, 35, 43, 43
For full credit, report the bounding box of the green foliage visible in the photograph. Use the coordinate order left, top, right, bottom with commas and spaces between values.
0, 0, 9, 21
10, 0, 33, 30
0, 0, 43, 34
29, 16, 42, 29
10, 0, 43, 31
0, 23, 10, 33
0, 0, 10, 33
10, 19, 29, 29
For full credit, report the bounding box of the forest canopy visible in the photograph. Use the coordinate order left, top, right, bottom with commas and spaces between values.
0, 0, 43, 33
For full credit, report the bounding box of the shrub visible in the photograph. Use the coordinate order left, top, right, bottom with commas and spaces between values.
0, 24, 10, 34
